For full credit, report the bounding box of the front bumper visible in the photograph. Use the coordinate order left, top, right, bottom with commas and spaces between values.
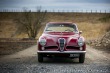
37, 51, 86, 54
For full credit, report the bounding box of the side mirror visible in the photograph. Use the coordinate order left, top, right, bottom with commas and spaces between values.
79, 31, 82, 34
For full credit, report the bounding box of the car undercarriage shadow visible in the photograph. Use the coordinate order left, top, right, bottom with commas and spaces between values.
42, 57, 80, 64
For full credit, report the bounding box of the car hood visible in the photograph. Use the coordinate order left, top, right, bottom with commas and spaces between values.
40, 32, 80, 46
43, 32, 79, 38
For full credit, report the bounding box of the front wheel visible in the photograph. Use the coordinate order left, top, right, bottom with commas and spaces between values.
79, 53, 85, 63
38, 53, 43, 62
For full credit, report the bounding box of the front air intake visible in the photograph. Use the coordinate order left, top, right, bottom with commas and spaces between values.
58, 38, 65, 52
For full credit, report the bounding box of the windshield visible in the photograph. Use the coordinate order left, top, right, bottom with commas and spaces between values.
44, 24, 78, 32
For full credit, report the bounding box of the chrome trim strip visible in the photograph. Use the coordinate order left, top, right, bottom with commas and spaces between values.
37, 51, 86, 54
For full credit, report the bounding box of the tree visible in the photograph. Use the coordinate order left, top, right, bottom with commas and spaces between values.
14, 7, 47, 39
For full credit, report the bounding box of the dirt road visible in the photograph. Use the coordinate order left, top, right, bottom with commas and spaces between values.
0, 45, 110, 73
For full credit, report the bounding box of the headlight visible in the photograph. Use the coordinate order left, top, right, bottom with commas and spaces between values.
39, 38, 46, 46
78, 38, 84, 46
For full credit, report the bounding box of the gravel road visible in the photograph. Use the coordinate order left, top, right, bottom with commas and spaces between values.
0, 45, 110, 73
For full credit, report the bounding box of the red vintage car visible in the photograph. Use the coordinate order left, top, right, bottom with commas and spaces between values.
37, 22, 86, 63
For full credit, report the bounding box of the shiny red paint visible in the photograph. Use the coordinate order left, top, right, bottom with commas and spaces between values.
38, 22, 86, 51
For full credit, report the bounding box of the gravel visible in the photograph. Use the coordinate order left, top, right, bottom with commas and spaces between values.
0, 45, 109, 73
0, 62, 110, 73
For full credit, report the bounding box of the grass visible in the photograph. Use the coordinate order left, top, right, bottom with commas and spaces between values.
0, 12, 110, 40
77, 22, 110, 40
36, 13, 110, 40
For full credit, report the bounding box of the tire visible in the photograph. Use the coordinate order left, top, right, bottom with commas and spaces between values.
38, 53, 43, 62
79, 53, 85, 63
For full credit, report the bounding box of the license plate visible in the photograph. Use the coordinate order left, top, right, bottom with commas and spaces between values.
70, 54, 79, 57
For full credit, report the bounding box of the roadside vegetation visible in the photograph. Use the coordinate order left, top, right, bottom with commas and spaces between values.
0, 12, 110, 40
14, 7, 47, 39
0, 12, 110, 52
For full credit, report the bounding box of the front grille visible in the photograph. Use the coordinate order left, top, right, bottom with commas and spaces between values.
59, 38, 65, 52
66, 46, 80, 50
45, 46, 58, 49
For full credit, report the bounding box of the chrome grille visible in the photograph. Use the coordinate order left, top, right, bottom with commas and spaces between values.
58, 38, 65, 52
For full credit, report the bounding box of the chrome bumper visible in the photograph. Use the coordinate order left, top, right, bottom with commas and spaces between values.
37, 51, 86, 54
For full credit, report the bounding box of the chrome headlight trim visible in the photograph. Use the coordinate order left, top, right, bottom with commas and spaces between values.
78, 38, 84, 47
39, 38, 46, 46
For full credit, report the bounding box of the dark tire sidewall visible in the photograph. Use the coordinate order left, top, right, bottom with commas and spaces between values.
79, 53, 85, 63
38, 53, 43, 62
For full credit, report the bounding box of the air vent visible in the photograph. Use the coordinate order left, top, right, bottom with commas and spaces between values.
58, 38, 65, 52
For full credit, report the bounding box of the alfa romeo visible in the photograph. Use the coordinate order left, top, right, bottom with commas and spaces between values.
37, 22, 86, 63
